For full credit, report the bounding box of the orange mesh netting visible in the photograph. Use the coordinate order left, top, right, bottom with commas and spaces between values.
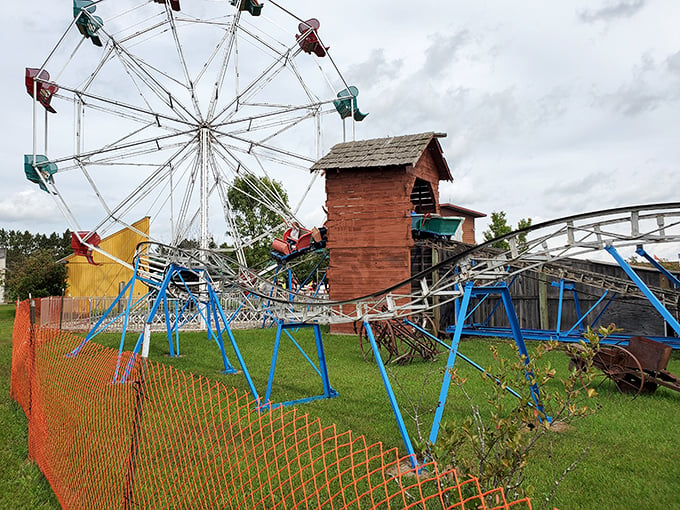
11, 299, 532, 509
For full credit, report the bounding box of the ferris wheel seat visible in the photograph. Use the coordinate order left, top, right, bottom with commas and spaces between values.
73, 0, 104, 47
153, 0, 181, 12
71, 231, 101, 265
334, 86, 368, 121
25, 68, 59, 114
230, 0, 262, 16
296, 19, 329, 57
23, 154, 57, 192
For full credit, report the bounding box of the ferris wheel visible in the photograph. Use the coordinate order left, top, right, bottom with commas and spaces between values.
24, 0, 366, 271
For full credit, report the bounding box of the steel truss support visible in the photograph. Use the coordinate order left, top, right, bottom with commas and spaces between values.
606, 244, 680, 337
363, 320, 418, 468
364, 281, 546, 469
68, 261, 259, 401
431, 282, 545, 444
458, 266, 680, 348
259, 320, 338, 410
635, 245, 680, 289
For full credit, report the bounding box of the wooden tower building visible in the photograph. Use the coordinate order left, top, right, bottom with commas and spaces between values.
311, 132, 453, 333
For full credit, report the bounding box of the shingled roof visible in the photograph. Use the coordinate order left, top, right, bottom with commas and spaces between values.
311, 132, 452, 181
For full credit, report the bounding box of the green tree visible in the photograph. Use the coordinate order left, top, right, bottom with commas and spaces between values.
483, 212, 532, 250
0, 228, 71, 267
5, 249, 68, 300
227, 175, 289, 267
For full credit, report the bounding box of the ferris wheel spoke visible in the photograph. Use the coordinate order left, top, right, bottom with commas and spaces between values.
174, 152, 203, 242
54, 141, 192, 175
214, 178, 248, 267
162, 4, 204, 120
103, 27, 200, 123
194, 16, 236, 89
209, 144, 292, 216
49, 129, 196, 169
213, 43, 300, 124
86, 140, 199, 235
213, 129, 316, 168
215, 102, 323, 133
212, 150, 296, 227
65, 92, 171, 130
111, 44, 198, 123
174, 179, 223, 246
206, 17, 240, 121
56, 82, 195, 130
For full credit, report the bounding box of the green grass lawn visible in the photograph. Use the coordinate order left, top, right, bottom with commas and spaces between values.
0, 304, 60, 509
3, 306, 680, 509
90, 326, 680, 510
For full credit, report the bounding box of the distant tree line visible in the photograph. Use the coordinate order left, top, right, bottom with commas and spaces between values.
0, 228, 71, 301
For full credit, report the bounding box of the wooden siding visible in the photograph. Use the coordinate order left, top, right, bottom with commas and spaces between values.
325, 143, 450, 333
459, 213, 478, 245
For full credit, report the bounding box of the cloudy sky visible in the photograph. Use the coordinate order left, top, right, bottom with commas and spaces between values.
2, 0, 679, 242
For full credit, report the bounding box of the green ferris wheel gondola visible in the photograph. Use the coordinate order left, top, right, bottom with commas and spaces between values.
73, 0, 104, 47
333, 86, 368, 121
24, 154, 57, 193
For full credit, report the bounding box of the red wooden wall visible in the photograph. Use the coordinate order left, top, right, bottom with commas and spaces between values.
326, 150, 443, 333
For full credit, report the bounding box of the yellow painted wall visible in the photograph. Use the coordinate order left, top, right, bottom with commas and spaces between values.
65, 217, 150, 298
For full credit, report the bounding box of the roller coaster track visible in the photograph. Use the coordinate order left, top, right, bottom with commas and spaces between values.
132, 202, 680, 325
428, 242, 680, 302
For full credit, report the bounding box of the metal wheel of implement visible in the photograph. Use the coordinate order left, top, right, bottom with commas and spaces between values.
391, 313, 440, 364
358, 321, 399, 363
585, 345, 645, 398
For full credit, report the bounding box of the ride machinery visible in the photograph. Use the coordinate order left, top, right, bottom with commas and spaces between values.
24, 1, 680, 468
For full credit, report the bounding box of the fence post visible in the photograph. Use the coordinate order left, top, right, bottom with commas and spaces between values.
59, 289, 65, 331
28, 296, 36, 461
123, 326, 150, 509
538, 272, 549, 330
123, 372, 146, 510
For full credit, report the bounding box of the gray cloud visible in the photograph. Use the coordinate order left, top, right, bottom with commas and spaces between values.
666, 51, 680, 76
544, 170, 612, 197
422, 30, 470, 78
594, 53, 680, 116
345, 49, 403, 87
578, 0, 646, 24
0, 190, 62, 225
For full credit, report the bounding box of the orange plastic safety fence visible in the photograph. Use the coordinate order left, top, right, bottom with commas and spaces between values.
11, 299, 532, 510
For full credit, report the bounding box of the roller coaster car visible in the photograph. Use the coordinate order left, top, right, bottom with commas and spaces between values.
271, 226, 327, 263
411, 213, 463, 240
24, 154, 57, 192
73, 0, 104, 47
71, 231, 101, 265
333, 86, 368, 121
296, 19, 328, 57
230, 0, 263, 16
153, 0, 181, 12
25, 68, 59, 113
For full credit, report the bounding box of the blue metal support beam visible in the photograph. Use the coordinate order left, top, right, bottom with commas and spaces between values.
261, 321, 338, 410
363, 320, 418, 469
606, 244, 680, 337
431, 282, 547, 445
429, 281, 474, 444
636, 245, 680, 289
